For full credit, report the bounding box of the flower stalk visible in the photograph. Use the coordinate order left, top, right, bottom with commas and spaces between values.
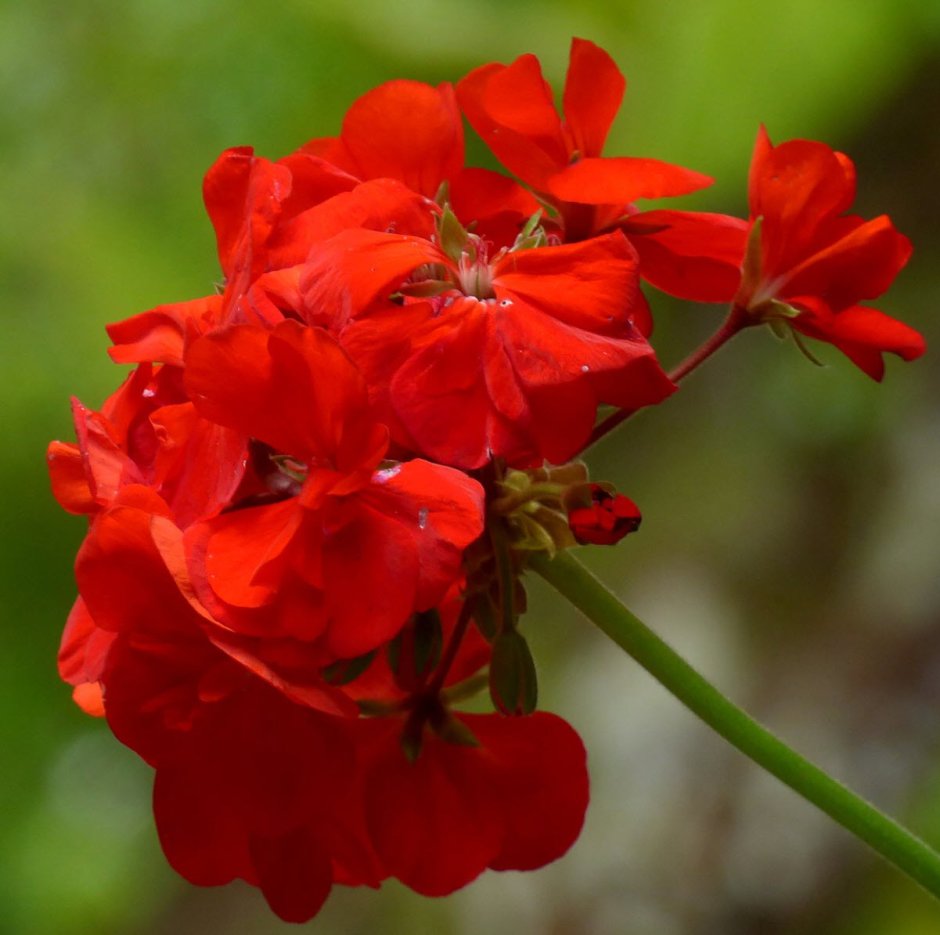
531, 549, 940, 900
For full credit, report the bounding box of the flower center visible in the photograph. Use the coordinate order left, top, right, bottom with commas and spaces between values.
454, 234, 499, 300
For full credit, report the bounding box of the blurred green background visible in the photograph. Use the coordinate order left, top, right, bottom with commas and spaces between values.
2, 1, 939, 932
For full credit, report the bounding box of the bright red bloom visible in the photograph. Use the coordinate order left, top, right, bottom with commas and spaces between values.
81, 528, 375, 920
106, 146, 368, 367
183, 319, 485, 658
47, 364, 246, 529
63, 488, 583, 923
457, 38, 711, 240
568, 484, 642, 545
457, 38, 710, 204
455, 38, 744, 308
737, 127, 924, 379
50, 37, 927, 927
299, 225, 674, 468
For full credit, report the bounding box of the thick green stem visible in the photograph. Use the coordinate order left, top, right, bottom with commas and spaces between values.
530, 550, 940, 899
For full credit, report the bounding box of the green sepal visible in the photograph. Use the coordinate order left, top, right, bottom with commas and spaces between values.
400, 710, 425, 764
473, 596, 499, 641
511, 210, 547, 252
518, 209, 543, 241
398, 278, 453, 298
765, 298, 802, 320
489, 629, 538, 716
438, 205, 470, 263
322, 649, 377, 686
738, 215, 764, 304
768, 318, 790, 340
413, 609, 444, 677
387, 610, 443, 683
429, 709, 480, 748
511, 508, 577, 555
790, 328, 826, 367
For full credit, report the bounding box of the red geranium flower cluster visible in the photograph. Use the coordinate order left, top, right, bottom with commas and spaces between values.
48, 38, 923, 922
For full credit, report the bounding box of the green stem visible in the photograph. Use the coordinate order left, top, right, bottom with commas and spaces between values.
530, 550, 940, 899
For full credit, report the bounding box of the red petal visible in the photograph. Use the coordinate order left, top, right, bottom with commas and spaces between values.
57, 597, 115, 706
300, 228, 443, 330
47, 441, 95, 514
337, 300, 437, 447
202, 148, 292, 283
194, 498, 303, 610
361, 459, 485, 609
75, 504, 185, 634
276, 151, 359, 216
493, 231, 643, 334
70, 398, 144, 505
457, 59, 566, 190
449, 167, 542, 248
390, 302, 534, 468
334, 80, 464, 198
321, 499, 420, 658
249, 829, 333, 923
562, 38, 625, 158
360, 718, 502, 896
547, 156, 713, 206
793, 298, 926, 381
186, 320, 376, 465
782, 214, 912, 309
750, 133, 858, 279
149, 403, 247, 528
746, 123, 774, 216
107, 297, 221, 366
275, 178, 438, 264
185, 324, 275, 439
155, 753, 254, 886
626, 209, 748, 302
475, 712, 589, 871
72, 683, 106, 717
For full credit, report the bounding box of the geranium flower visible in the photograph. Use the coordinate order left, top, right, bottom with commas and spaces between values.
731, 126, 924, 378
454, 38, 754, 309
299, 223, 674, 468
457, 38, 711, 241
183, 319, 485, 658
47, 363, 245, 528
106, 145, 367, 366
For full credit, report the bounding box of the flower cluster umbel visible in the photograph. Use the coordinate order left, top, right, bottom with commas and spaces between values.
48, 39, 923, 922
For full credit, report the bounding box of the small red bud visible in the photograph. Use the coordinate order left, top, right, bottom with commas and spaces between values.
567, 484, 641, 546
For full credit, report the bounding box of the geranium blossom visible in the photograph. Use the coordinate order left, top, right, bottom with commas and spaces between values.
299, 223, 674, 467
46, 36, 925, 925
735, 126, 924, 378
183, 319, 485, 658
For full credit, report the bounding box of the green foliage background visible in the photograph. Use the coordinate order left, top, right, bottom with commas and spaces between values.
2, 1, 938, 932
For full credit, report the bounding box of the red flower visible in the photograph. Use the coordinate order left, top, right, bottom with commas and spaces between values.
731, 126, 924, 379
183, 319, 485, 658
66, 496, 378, 921
47, 363, 246, 529
454, 38, 748, 309
299, 225, 674, 468
457, 38, 711, 241
106, 145, 368, 367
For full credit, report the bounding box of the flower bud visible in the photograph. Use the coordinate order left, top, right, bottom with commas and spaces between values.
566, 483, 641, 545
